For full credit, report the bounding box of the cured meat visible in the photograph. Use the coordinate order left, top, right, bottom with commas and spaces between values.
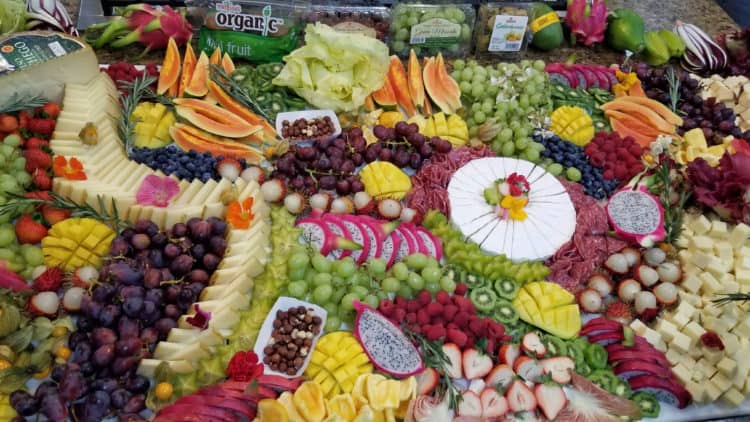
546, 181, 628, 292
406, 145, 494, 217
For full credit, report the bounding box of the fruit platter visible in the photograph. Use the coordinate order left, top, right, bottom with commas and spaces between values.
1, 0, 750, 420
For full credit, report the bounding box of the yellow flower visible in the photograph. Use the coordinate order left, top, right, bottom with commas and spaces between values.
500, 195, 529, 221
613, 70, 640, 97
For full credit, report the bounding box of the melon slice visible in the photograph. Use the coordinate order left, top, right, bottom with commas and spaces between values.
178, 43, 197, 98
185, 51, 209, 98
157, 37, 181, 95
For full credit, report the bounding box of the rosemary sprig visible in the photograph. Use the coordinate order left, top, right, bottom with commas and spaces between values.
713, 293, 750, 307
0, 192, 130, 231
209, 64, 271, 122
665, 66, 681, 114
405, 329, 462, 410
654, 158, 690, 244
0, 93, 48, 114
118, 75, 158, 157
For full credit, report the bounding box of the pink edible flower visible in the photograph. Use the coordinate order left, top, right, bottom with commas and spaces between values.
136, 174, 180, 207
566, 0, 608, 46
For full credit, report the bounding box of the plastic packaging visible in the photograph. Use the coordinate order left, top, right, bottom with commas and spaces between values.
303, 4, 391, 41
389, 2, 475, 57
474, 2, 532, 58
190, 0, 309, 63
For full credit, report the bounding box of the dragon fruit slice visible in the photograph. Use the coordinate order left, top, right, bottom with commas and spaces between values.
412, 226, 443, 262
353, 301, 424, 378
336, 215, 371, 265
382, 231, 402, 268
393, 227, 418, 261
400, 224, 430, 256
628, 375, 692, 408
296, 218, 361, 256
606, 186, 666, 247
322, 219, 356, 259
355, 219, 383, 261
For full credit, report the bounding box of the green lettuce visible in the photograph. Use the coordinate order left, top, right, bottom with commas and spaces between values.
272, 23, 390, 112
0, 0, 26, 35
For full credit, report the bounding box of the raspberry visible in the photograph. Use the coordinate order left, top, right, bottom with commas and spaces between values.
417, 290, 432, 305
426, 302, 444, 317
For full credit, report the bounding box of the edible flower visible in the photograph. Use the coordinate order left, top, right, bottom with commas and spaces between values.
52, 156, 87, 180
613, 70, 646, 97
500, 195, 529, 221
226, 350, 264, 382
136, 174, 180, 207
505, 173, 531, 197
227, 197, 255, 229
565, 0, 607, 46
185, 304, 211, 330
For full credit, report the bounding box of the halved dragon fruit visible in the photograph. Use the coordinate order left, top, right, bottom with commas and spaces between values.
296, 218, 361, 256
353, 301, 424, 378
336, 215, 372, 265
606, 186, 666, 247
628, 375, 692, 409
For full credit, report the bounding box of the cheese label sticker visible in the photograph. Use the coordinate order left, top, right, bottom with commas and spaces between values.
0, 33, 84, 75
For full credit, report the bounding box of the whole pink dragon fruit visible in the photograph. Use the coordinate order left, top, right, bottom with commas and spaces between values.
566, 0, 608, 46
85, 4, 192, 52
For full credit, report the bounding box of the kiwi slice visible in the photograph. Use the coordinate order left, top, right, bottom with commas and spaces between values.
565, 340, 586, 367
492, 299, 518, 325
542, 335, 568, 357
469, 286, 498, 313
493, 279, 519, 300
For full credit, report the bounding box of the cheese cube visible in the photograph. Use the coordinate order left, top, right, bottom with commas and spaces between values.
703, 348, 725, 364
629, 319, 648, 337
738, 246, 750, 257
705, 381, 723, 401
728, 222, 750, 247
671, 331, 692, 353
733, 368, 746, 389
692, 368, 706, 382
690, 235, 715, 250
675, 235, 690, 249
686, 381, 707, 403
715, 241, 734, 261
717, 357, 737, 376
643, 328, 667, 352
724, 334, 741, 355
665, 348, 683, 365
711, 372, 733, 392
678, 291, 702, 307
692, 252, 714, 269
733, 318, 750, 338
691, 215, 712, 234
681, 274, 702, 294
707, 258, 730, 278
736, 269, 750, 284
684, 321, 707, 341
698, 358, 718, 378
700, 272, 722, 294
736, 255, 750, 269
718, 279, 740, 294
703, 303, 723, 317
676, 301, 699, 319
672, 312, 691, 329
672, 363, 692, 385
721, 388, 745, 407
656, 319, 679, 342
711, 220, 729, 237
689, 345, 704, 358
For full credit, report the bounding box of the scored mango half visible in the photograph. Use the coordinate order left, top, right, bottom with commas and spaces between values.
359, 162, 412, 201
512, 281, 581, 339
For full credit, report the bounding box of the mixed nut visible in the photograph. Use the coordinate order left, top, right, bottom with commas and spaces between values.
263, 306, 323, 375
281, 116, 336, 141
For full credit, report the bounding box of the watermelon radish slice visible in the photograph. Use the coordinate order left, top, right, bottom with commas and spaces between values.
336, 215, 372, 265
628, 375, 692, 409
296, 218, 361, 256
590, 67, 612, 90
573, 65, 599, 89
609, 352, 671, 370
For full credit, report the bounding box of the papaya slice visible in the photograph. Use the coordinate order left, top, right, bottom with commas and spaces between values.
388, 56, 417, 117
221, 53, 236, 74
371, 77, 398, 109
185, 52, 209, 98
174, 98, 261, 138
435, 53, 462, 112
407, 50, 425, 111
178, 43, 197, 98
609, 117, 656, 148
209, 47, 222, 66
207, 80, 278, 143
423, 57, 455, 114
600, 100, 675, 134
170, 123, 263, 163
604, 110, 663, 137
157, 38, 181, 95
611, 96, 683, 126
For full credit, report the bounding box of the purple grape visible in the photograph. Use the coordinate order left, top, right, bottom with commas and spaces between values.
160, 268, 174, 281
336, 179, 351, 195
330, 156, 344, 170
80, 390, 110, 422
407, 133, 426, 148
394, 121, 410, 137
140, 327, 159, 345
296, 146, 316, 161
116, 337, 142, 357
393, 150, 410, 167
189, 220, 211, 243
177, 289, 196, 311
145, 288, 163, 304
118, 317, 140, 339
90, 377, 119, 393
109, 237, 131, 256
349, 127, 363, 138
290, 175, 305, 190
718, 120, 735, 132
170, 254, 194, 277
99, 304, 121, 327
207, 217, 227, 237
163, 243, 181, 260
186, 282, 205, 297
332, 138, 346, 150
120, 285, 145, 299
130, 233, 151, 250
406, 123, 419, 135
120, 228, 136, 241
419, 143, 433, 158
58, 370, 87, 401
80, 362, 95, 377
111, 356, 139, 376
111, 388, 131, 409
51, 364, 66, 382
122, 394, 146, 413
134, 219, 158, 236
164, 285, 181, 303
155, 318, 177, 336
122, 296, 144, 317
125, 375, 150, 394
340, 160, 356, 174
350, 179, 365, 193
93, 344, 116, 367
83, 300, 103, 320
108, 262, 143, 285
379, 148, 393, 161
40, 393, 67, 422
90, 283, 115, 302
148, 249, 166, 268
190, 243, 207, 261
351, 153, 364, 166
187, 269, 209, 285
349, 136, 366, 153
703, 127, 714, 139
10, 391, 37, 416
35, 381, 58, 399
315, 157, 332, 171
364, 147, 378, 163
433, 138, 452, 154
119, 413, 148, 422
92, 327, 117, 346
141, 299, 158, 318
151, 232, 167, 248
202, 253, 221, 272
75, 317, 94, 332
170, 222, 187, 238
143, 268, 163, 289
373, 125, 389, 140
409, 153, 422, 169
68, 331, 88, 349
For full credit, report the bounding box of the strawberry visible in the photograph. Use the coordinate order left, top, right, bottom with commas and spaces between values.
416, 290, 432, 305
25, 137, 50, 150
416, 367, 439, 395
441, 343, 463, 379
28, 118, 56, 137
32, 267, 64, 292
457, 391, 482, 417
23, 148, 52, 172
446, 328, 468, 348
506, 380, 537, 413
480, 388, 509, 418
32, 169, 52, 190
513, 355, 542, 382
521, 332, 547, 358
17, 111, 31, 130
498, 344, 520, 366
484, 364, 514, 389
534, 383, 567, 420
539, 356, 575, 384
462, 348, 493, 380
0, 114, 18, 132
15, 214, 47, 244
42, 205, 71, 226
41, 102, 61, 119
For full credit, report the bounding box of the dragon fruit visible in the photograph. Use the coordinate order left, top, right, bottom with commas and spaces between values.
84, 4, 192, 51
353, 301, 424, 378
566, 0, 607, 46
606, 186, 666, 247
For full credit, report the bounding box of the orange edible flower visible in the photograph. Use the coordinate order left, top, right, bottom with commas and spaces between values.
53, 156, 87, 180
227, 197, 255, 229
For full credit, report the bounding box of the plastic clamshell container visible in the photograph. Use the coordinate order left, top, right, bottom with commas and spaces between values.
275, 109, 342, 144
474, 2, 533, 58
389, 2, 476, 58
303, 4, 391, 42
253, 297, 327, 378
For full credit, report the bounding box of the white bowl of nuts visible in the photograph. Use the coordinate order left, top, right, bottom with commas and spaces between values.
275, 110, 342, 144
253, 297, 328, 378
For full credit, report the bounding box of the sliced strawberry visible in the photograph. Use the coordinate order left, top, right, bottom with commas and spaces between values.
498, 343, 520, 367
535, 383, 567, 420
512, 355, 542, 383
415, 367, 439, 395
506, 380, 537, 413
521, 332, 546, 358
484, 364, 514, 390
462, 348, 493, 380
457, 391, 483, 417
442, 343, 463, 379
480, 388, 509, 418
539, 356, 575, 384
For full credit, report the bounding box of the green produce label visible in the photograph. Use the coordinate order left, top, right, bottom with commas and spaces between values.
0, 33, 83, 75
410, 18, 460, 47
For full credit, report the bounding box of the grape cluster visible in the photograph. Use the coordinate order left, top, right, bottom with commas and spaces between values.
371, 122, 452, 166
450, 59, 552, 162
286, 252, 456, 330
102, 62, 159, 95
11, 218, 228, 421
632, 63, 748, 144
131, 145, 246, 183
535, 133, 620, 200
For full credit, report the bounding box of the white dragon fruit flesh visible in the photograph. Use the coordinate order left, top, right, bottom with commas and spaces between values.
606, 186, 666, 247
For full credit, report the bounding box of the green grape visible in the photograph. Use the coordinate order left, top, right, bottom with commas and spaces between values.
465, 118, 475, 128
491, 140, 503, 153
461, 68, 474, 81
350, 286, 369, 298
311, 254, 332, 273
473, 111, 486, 124
288, 253, 310, 270
2, 135, 20, 148
287, 281, 308, 299
381, 277, 400, 293
533, 60, 546, 71
453, 59, 466, 70
486, 85, 500, 97
304, 269, 316, 284
524, 84, 537, 96
405, 253, 428, 270
0, 227, 14, 248
509, 120, 521, 131
0, 248, 14, 261
20, 245, 43, 267
421, 266, 442, 284
406, 272, 425, 290
471, 102, 482, 112
515, 137, 530, 151
313, 284, 333, 303
331, 288, 347, 306
407, 16, 418, 26
469, 126, 479, 138
335, 258, 357, 278
0, 145, 13, 157
426, 257, 439, 268
498, 128, 513, 142
313, 272, 333, 287
391, 262, 409, 281
368, 258, 387, 276
524, 148, 541, 162
566, 167, 582, 182
288, 267, 306, 281
395, 28, 409, 41
340, 293, 360, 311
425, 282, 441, 294
11, 157, 25, 171
501, 142, 516, 157
439, 276, 456, 293
514, 127, 530, 140
392, 40, 406, 53
459, 81, 472, 94
397, 285, 414, 299
19, 267, 34, 281
451, 70, 462, 81
325, 316, 342, 332
322, 302, 338, 317
519, 95, 530, 109
331, 275, 345, 286
362, 294, 379, 309
530, 93, 544, 105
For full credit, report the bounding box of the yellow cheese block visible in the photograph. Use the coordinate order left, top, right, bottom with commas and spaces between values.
512, 281, 580, 339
